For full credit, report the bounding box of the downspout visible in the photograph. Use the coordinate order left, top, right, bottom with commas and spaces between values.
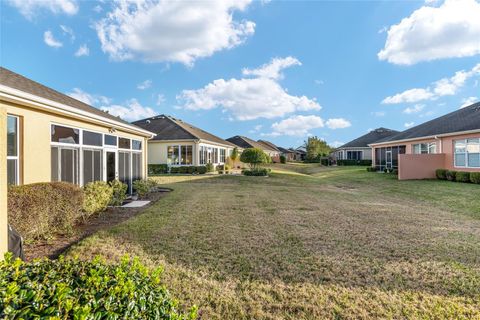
434, 135, 442, 153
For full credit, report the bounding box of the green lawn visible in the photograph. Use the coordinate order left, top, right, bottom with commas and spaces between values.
68, 165, 480, 319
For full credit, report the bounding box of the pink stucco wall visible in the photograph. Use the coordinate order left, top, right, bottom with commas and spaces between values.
398, 154, 445, 180
371, 132, 480, 180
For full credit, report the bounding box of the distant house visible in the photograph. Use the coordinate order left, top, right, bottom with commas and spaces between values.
332, 128, 398, 161
293, 147, 307, 161
226, 136, 281, 162
133, 115, 236, 167
277, 147, 296, 162
0, 67, 154, 193
370, 102, 480, 179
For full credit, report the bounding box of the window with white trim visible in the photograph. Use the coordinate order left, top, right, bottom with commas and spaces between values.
7, 115, 20, 185
220, 148, 226, 163
412, 142, 436, 154
168, 145, 192, 165
455, 138, 480, 168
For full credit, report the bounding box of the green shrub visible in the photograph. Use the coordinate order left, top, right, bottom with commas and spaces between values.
0, 253, 197, 319
7, 182, 83, 240
470, 172, 480, 184
82, 181, 113, 219
206, 163, 214, 172
446, 170, 457, 181
109, 180, 128, 206
196, 166, 207, 174
170, 166, 179, 174
280, 155, 286, 164
366, 167, 376, 172
337, 160, 372, 166
133, 179, 151, 199
456, 171, 470, 183
148, 164, 169, 175
436, 169, 447, 180
240, 148, 269, 170
187, 166, 195, 174
242, 168, 270, 176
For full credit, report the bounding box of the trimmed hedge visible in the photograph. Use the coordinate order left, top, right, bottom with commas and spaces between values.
471, 172, 480, 184
7, 182, 83, 240
109, 180, 128, 206
148, 164, 168, 175
0, 253, 197, 319
169, 166, 207, 174
82, 181, 113, 219
337, 160, 372, 166
456, 171, 470, 183
446, 170, 457, 181
366, 167, 376, 172
242, 168, 271, 176
436, 169, 447, 180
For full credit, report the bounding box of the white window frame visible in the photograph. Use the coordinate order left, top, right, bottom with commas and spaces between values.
454, 138, 480, 168
412, 142, 436, 154
7, 115, 20, 185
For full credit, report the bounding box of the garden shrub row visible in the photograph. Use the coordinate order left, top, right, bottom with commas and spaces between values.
436, 169, 480, 184
242, 168, 271, 176
7, 182, 83, 240
148, 164, 169, 175
0, 253, 197, 319
337, 159, 372, 166
169, 166, 208, 174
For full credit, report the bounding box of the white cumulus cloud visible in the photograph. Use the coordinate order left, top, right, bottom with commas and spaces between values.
67, 88, 111, 106
382, 63, 480, 104
7, 0, 78, 19
404, 122, 415, 128
403, 104, 425, 114
325, 118, 351, 129
378, 0, 480, 65
242, 57, 301, 80
43, 31, 63, 48
268, 115, 325, 137
460, 96, 478, 108
137, 80, 152, 90
177, 57, 321, 120
95, 0, 255, 66
101, 99, 157, 121
74, 44, 90, 57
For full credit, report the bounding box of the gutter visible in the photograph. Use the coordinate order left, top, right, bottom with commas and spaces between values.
1, 85, 156, 138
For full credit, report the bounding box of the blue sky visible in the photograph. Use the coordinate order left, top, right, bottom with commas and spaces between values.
1, 0, 479, 148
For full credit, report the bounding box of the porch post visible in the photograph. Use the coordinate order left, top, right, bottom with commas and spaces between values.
0, 107, 8, 258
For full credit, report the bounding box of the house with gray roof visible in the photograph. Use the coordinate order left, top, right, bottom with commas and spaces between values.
133, 115, 236, 167
369, 102, 480, 179
332, 127, 398, 162
226, 136, 281, 162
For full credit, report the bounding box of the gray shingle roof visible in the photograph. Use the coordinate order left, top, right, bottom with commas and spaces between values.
0, 67, 146, 131
257, 140, 280, 152
133, 115, 236, 147
374, 102, 480, 144
226, 136, 277, 151
338, 128, 399, 148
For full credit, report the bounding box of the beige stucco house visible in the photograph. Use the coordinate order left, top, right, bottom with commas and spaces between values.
1, 67, 155, 194
133, 115, 236, 167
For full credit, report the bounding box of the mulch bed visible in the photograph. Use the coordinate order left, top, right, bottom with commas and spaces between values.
24, 188, 171, 261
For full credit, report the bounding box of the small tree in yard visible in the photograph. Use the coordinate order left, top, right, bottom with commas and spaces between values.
230, 147, 239, 162
240, 148, 269, 170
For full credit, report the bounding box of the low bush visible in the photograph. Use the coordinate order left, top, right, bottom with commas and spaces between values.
133, 179, 151, 199
216, 164, 231, 173
366, 167, 376, 172
471, 172, 480, 184
109, 179, 128, 206
0, 253, 197, 319
168, 166, 207, 174
446, 170, 457, 182
337, 160, 372, 166
456, 171, 470, 183
206, 163, 214, 172
8, 182, 83, 240
242, 168, 270, 176
436, 169, 448, 180
320, 158, 329, 166
82, 181, 113, 219
148, 164, 169, 175
196, 166, 207, 174
280, 155, 286, 164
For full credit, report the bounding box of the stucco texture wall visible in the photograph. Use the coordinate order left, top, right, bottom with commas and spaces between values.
0, 107, 8, 257
398, 154, 446, 180
2, 100, 149, 185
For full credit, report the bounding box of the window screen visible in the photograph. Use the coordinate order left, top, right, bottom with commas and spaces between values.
83, 131, 103, 146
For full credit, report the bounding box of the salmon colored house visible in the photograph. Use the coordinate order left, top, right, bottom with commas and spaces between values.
369, 102, 480, 180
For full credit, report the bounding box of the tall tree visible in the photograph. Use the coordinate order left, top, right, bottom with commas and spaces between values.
305, 136, 332, 161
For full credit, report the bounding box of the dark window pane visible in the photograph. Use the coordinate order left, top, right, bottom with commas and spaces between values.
93, 150, 102, 181
132, 153, 142, 181
7, 116, 18, 157
119, 152, 131, 193
83, 150, 93, 184
7, 159, 17, 185
104, 134, 117, 146
83, 131, 103, 146
132, 140, 142, 150
51, 147, 59, 181
60, 148, 78, 184
118, 137, 130, 149
51, 125, 79, 144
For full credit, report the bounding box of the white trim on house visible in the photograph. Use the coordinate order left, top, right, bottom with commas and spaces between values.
369, 129, 480, 147
0, 85, 156, 138
6, 114, 20, 185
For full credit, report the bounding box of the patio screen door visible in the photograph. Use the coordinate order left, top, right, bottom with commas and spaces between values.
386, 150, 392, 169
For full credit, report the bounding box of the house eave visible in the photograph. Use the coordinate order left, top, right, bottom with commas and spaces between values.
368, 129, 480, 147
